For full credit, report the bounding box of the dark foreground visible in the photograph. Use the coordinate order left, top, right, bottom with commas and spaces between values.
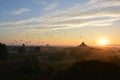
0, 43, 120, 80
0, 57, 120, 80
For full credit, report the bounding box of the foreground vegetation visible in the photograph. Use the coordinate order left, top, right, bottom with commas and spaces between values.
0, 44, 120, 80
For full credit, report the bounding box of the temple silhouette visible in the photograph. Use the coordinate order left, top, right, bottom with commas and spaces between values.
79, 42, 88, 48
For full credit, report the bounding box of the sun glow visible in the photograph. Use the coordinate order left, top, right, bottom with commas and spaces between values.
98, 38, 108, 46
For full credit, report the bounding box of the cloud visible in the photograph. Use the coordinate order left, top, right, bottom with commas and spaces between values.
44, 1, 58, 11
33, 0, 47, 5
33, 0, 59, 11
1, 0, 120, 31
11, 8, 30, 15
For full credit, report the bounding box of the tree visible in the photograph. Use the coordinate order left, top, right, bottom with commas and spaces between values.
18, 44, 26, 53
35, 47, 41, 52
0, 43, 8, 59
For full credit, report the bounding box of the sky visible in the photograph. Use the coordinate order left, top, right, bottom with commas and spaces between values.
0, 0, 120, 46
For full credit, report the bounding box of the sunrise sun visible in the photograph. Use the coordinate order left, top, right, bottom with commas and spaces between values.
98, 38, 108, 46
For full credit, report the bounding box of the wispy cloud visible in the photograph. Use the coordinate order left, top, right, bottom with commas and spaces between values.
1, 0, 120, 31
33, 0, 59, 11
44, 1, 58, 11
11, 8, 30, 15
33, 0, 47, 5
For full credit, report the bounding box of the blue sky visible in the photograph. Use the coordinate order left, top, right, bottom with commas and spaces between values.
0, 0, 86, 21
0, 0, 120, 46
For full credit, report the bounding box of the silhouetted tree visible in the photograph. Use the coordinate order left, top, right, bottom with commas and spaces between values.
18, 44, 26, 53
35, 47, 41, 52
0, 43, 8, 59
61, 60, 120, 80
